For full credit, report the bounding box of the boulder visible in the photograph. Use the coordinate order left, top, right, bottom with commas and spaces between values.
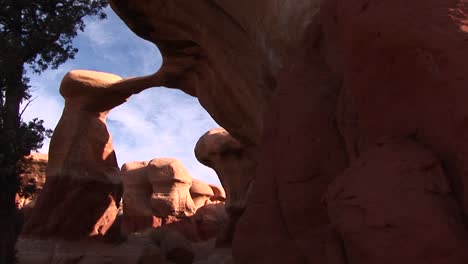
208, 184, 226, 203
121, 158, 196, 234
194, 204, 228, 241
153, 203, 228, 243
121, 160, 159, 234
190, 178, 214, 209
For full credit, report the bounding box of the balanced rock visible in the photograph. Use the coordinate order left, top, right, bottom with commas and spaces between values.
22, 71, 123, 240
21, 70, 157, 240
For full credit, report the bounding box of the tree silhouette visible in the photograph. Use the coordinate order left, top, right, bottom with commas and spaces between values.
0, 1, 108, 262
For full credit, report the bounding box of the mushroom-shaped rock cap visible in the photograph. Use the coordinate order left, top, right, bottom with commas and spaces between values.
190, 178, 214, 197
147, 158, 193, 185
194, 128, 256, 212
190, 178, 215, 209
209, 184, 226, 202
147, 158, 196, 218
194, 128, 243, 167
60, 70, 123, 98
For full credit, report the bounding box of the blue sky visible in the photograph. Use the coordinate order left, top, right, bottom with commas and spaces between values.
22, 7, 221, 185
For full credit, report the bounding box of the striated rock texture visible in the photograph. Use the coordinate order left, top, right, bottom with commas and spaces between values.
108, 0, 320, 145
121, 158, 196, 234
22, 70, 163, 240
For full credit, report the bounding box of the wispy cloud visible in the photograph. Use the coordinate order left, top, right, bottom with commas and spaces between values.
22, 7, 220, 185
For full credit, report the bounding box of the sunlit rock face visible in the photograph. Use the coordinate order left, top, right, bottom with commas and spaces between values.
108, 0, 320, 145
190, 178, 214, 209
21, 70, 128, 240
121, 158, 197, 234
21, 69, 161, 240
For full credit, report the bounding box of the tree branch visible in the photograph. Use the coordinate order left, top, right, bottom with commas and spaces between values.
18, 96, 36, 120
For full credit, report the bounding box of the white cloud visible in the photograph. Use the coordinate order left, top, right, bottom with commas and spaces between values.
23, 7, 221, 185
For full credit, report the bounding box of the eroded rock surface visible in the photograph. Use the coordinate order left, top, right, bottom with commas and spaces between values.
190, 178, 214, 209
21, 70, 160, 240
121, 158, 196, 234
195, 128, 256, 214
21, 0, 468, 263
326, 140, 468, 264
234, 24, 348, 262
208, 184, 226, 203
108, 0, 320, 145
195, 128, 257, 248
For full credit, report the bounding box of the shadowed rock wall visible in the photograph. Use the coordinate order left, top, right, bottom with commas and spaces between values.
100, 0, 468, 263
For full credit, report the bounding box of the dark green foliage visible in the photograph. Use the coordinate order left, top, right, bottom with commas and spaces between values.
0, 0, 108, 73
0, 1, 108, 262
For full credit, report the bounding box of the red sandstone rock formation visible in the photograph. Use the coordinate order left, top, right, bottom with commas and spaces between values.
208, 184, 226, 203
24, 0, 468, 263
234, 24, 349, 262
18, 153, 47, 192
190, 178, 214, 209
108, 0, 319, 145
156, 203, 228, 243
195, 128, 257, 247
21, 70, 164, 240
194, 204, 228, 242
121, 158, 196, 234
195, 128, 256, 214
121, 158, 227, 243
326, 139, 468, 264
